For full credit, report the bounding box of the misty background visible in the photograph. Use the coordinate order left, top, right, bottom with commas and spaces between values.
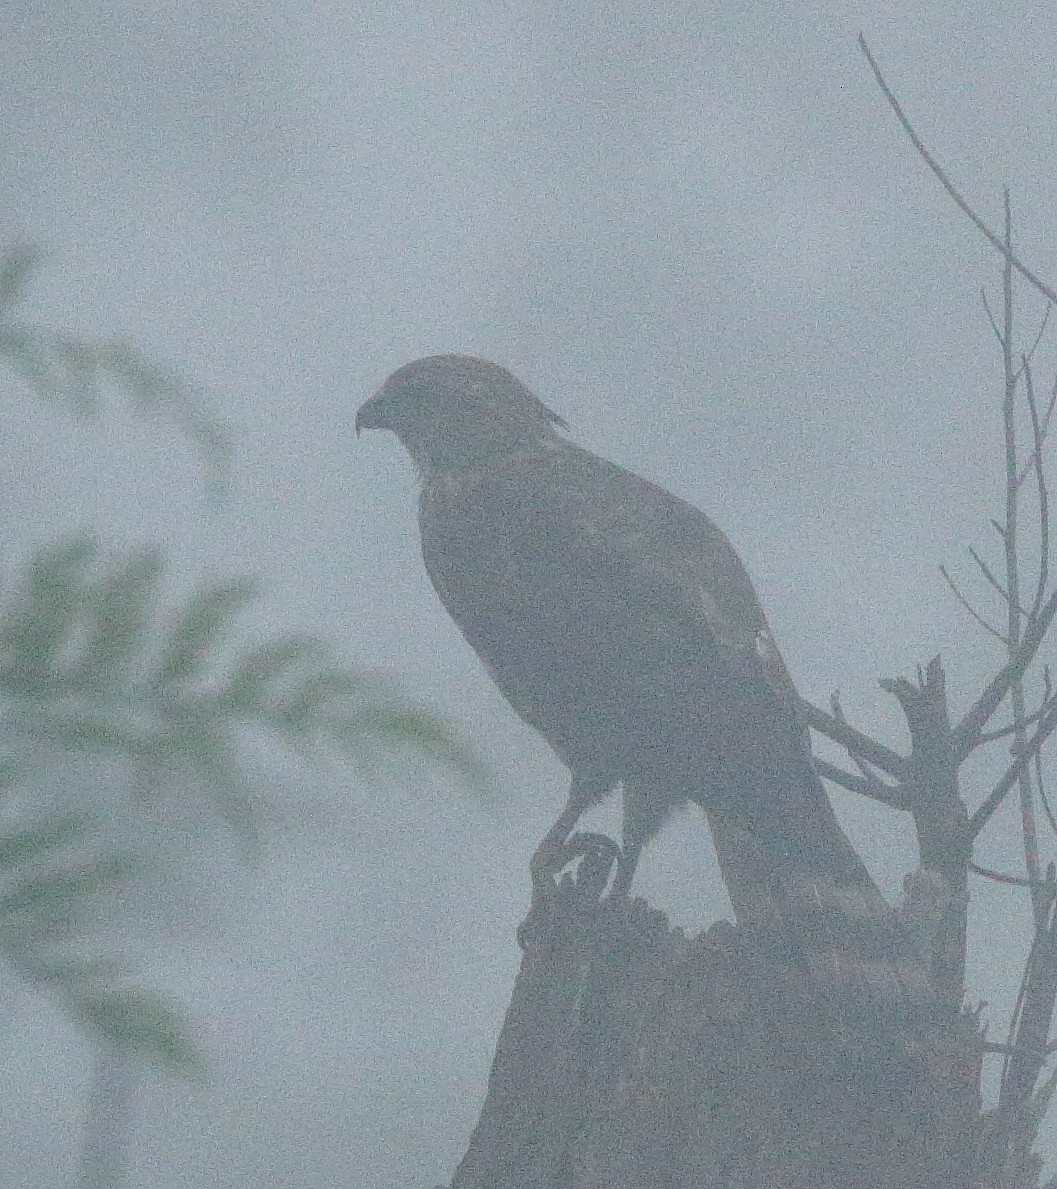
3, 1, 1057, 1185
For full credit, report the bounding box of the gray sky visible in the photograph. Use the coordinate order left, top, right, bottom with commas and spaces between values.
2, 1, 1057, 1185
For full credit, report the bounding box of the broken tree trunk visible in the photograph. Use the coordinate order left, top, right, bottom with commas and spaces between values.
448, 861, 986, 1189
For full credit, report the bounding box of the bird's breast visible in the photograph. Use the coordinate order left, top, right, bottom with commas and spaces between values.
417, 471, 723, 778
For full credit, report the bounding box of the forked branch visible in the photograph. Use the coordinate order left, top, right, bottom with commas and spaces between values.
858, 35, 1057, 307
800, 697, 909, 780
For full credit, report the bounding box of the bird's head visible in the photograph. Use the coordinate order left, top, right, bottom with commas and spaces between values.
356, 354, 567, 474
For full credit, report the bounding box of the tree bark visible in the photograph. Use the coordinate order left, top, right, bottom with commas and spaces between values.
449, 866, 987, 1189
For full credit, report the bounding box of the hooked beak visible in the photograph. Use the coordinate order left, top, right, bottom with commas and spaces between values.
354, 388, 392, 437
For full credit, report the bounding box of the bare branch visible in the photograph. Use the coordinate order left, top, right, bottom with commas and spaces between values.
1015, 371, 1056, 486
1000, 917, 1034, 1106
939, 564, 1007, 641
976, 681, 1057, 744
982, 289, 1003, 347
813, 755, 908, 810
970, 698, 1057, 836
984, 1040, 1051, 1059
1026, 373, 1057, 487
1043, 375, 1057, 443
1021, 769, 1044, 918
970, 861, 1032, 889
953, 585, 1057, 761
858, 36, 1057, 306
831, 689, 911, 788
995, 196, 1049, 921
979, 1036, 1055, 1065
1035, 749, 1057, 840
1012, 302, 1054, 387
1000, 885, 1057, 1110
800, 698, 909, 780
968, 546, 1019, 609
1024, 361, 1051, 621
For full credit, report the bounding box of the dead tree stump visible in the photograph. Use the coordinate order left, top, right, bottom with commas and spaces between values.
449, 867, 985, 1189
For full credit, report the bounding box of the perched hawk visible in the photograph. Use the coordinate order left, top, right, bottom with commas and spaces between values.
357, 355, 927, 1014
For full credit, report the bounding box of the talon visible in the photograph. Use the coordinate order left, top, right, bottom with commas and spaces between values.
530, 831, 619, 890
605, 843, 641, 902
530, 837, 566, 887
574, 834, 620, 900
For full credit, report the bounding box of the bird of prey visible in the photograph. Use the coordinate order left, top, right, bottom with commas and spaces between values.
357, 354, 927, 1014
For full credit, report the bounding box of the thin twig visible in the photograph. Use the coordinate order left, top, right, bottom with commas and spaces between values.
953, 585, 1057, 761
985, 1040, 1051, 1059
1043, 375, 1057, 443
971, 861, 1032, 888
1024, 360, 1051, 621
831, 690, 907, 785
977, 681, 1057, 744
858, 36, 1057, 306
813, 755, 907, 808
939, 564, 1007, 641
970, 699, 1057, 836
1036, 749, 1057, 839
983, 289, 1003, 347
968, 545, 1018, 607
1015, 375, 1057, 486
1013, 303, 1054, 388
1000, 941, 1032, 1105
996, 195, 1047, 921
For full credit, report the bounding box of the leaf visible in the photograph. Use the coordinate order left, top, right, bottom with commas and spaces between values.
0, 534, 98, 686
125, 720, 261, 857
333, 704, 490, 788
76, 548, 165, 682
0, 324, 62, 401
88, 340, 233, 489
70, 986, 205, 1073
0, 855, 137, 938
0, 759, 24, 791
157, 578, 258, 685
41, 710, 151, 758
0, 245, 41, 309
272, 665, 370, 731
222, 635, 330, 713
186, 726, 260, 858
0, 815, 92, 867
52, 333, 105, 414
33, 954, 125, 986
0, 255, 232, 486
0, 325, 103, 413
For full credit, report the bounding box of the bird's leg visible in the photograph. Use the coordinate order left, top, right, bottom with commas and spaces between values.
609, 836, 643, 900
530, 772, 615, 889
610, 784, 669, 900
561, 833, 622, 901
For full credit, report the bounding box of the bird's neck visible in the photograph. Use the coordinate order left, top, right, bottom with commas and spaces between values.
404, 427, 559, 477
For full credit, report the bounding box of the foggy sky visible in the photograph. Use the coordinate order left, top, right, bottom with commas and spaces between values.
2, 2, 1056, 1185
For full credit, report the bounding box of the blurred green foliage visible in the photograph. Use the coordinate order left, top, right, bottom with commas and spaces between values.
0, 244, 231, 490
0, 248, 487, 1072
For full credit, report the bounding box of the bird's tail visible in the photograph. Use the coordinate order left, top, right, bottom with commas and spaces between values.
704, 797, 934, 1028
